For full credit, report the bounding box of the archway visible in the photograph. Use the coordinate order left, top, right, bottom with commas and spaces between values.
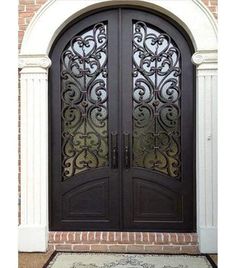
18, 0, 217, 253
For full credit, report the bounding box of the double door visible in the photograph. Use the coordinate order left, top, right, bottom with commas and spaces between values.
49, 8, 195, 231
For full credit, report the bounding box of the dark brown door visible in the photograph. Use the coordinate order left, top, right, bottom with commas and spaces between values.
49, 8, 195, 231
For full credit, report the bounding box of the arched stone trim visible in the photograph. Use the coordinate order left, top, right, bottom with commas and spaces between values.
20, 0, 217, 54
18, 0, 218, 253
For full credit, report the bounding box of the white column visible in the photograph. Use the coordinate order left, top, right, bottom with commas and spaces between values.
18, 55, 51, 252
192, 51, 218, 253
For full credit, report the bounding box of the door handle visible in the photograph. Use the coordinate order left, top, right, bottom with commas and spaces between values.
123, 132, 130, 169
111, 132, 118, 169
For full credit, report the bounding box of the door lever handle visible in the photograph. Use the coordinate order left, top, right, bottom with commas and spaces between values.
123, 132, 130, 169
111, 132, 118, 169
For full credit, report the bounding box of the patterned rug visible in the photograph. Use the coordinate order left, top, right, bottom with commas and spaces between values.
43, 252, 217, 268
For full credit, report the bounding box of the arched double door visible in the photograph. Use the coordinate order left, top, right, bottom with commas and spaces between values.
49, 8, 195, 231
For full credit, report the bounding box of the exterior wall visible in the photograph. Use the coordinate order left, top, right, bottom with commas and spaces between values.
18, 0, 217, 49
18, 0, 48, 226
18, 0, 217, 253
18, 0, 47, 50
201, 0, 218, 19
17, 0, 218, 226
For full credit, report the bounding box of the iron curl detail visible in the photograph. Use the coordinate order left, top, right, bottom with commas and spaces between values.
132, 21, 181, 178
60, 22, 109, 179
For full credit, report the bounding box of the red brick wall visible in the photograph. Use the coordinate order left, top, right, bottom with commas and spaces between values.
48, 231, 199, 254
18, 0, 218, 50
201, 0, 218, 19
18, 0, 47, 50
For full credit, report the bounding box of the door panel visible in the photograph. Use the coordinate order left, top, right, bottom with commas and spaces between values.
49, 8, 195, 232
133, 178, 182, 219
62, 178, 109, 219
49, 10, 121, 230
120, 9, 195, 231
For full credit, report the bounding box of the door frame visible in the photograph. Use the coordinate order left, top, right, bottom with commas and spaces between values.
49, 7, 196, 232
18, 0, 217, 253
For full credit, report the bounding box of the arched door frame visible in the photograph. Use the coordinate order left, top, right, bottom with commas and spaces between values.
18, 0, 218, 253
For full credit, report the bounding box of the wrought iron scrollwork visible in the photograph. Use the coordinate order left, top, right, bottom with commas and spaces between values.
132, 21, 181, 177
60, 22, 109, 179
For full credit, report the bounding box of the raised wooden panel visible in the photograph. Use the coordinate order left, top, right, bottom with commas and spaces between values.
133, 178, 182, 221
62, 179, 109, 220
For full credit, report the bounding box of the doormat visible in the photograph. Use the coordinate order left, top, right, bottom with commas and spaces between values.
43, 252, 217, 268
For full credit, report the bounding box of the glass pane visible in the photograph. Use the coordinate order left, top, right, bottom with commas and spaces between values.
132, 21, 181, 177
60, 23, 109, 179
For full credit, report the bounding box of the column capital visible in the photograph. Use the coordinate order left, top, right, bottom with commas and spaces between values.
192, 50, 218, 70
18, 54, 52, 71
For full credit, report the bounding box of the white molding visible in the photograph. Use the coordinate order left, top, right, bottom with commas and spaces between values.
192, 0, 217, 36
195, 69, 217, 253
18, 225, 48, 252
20, 0, 217, 55
199, 227, 218, 253
18, 0, 218, 253
18, 55, 51, 70
192, 51, 218, 73
192, 50, 217, 65
19, 70, 49, 252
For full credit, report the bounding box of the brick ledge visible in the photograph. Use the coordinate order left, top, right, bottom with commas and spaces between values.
48, 232, 199, 254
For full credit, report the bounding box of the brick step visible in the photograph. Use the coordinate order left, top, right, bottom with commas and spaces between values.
48, 232, 199, 254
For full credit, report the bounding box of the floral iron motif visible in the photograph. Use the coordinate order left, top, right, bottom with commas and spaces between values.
132, 21, 181, 178
60, 22, 108, 179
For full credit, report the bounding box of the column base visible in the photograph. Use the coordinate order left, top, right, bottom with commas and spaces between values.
18, 224, 48, 252
199, 226, 217, 253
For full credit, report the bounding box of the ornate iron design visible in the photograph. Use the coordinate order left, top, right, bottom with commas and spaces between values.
60, 23, 108, 179
132, 21, 181, 177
